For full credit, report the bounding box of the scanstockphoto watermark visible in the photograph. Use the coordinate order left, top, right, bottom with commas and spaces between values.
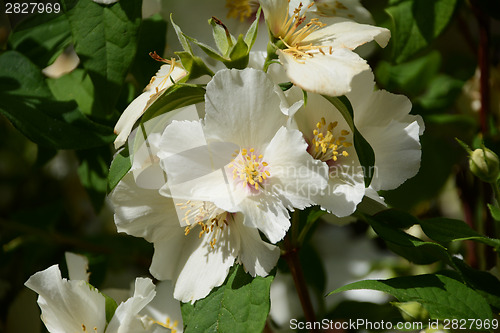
290, 318, 500, 331
290, 319, 424, 331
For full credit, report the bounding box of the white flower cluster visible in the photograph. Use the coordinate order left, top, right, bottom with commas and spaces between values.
26, 0, 424, 331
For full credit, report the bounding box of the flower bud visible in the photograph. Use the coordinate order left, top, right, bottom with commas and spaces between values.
469, 147, 500, 183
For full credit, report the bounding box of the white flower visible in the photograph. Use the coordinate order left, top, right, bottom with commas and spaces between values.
348, 71, 424, 192
114, 61, 187, 149
259, 0, 390, 96
111, 101, 282, 303
24, 253, 181, 333
290, 70, 423, 216
111, 172, 280, 304
291, 88, 366, 217
158, 68, 328, 243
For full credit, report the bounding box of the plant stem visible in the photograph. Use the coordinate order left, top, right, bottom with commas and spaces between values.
283, 233, 318, 332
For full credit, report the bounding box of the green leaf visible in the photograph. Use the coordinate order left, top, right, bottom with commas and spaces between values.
77, 146, 112, 212
108, 146, 131, 192
140, 84, 206, 125
46, 69, 95, 116
415, 74, 464, 112
367, 213, 452, 265
103, 292, 118, 323
9, 11, 72, 68
243, 8, 261, 50
452, 258, 500, 309
62, 0, 142, 118
488, 203, 500, 222
278, 82, 293, 91
375, 51, 441, 96
386, 0, 458, 63
181, 265, 274, 333
329, 274, 493, 322
419, 218, 500, 250
0, 51, 115, 150
322, 95, 375, 187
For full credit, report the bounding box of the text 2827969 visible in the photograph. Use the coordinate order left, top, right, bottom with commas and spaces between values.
5, 2, 61, 14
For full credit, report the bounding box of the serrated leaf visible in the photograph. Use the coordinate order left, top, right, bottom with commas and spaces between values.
386, 0, 458, 63
452, 258, 500, 309
329, 274, 493, 322
184, 34, 227, 62
108, 146, 131, 192
419, 217, 500, 250
62, 0, 142, 118
322, 95, 375, 187
181, 264, 274, 333
8, 11, 72, 68
0, 51, 114, 149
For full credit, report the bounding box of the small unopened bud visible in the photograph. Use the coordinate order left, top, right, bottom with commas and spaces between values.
469, 148, 500, 183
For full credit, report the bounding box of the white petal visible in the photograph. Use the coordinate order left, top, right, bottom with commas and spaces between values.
259, 0, 290, 36
140, 281, 183, 333
204, 68, 287, 148
93, 0, 119, 4
110, 173, 180, 241
238, 195, 291, 243
293, 93, 364, 216
157, 120, 237, 210
106, 278, 157, 333
265, 127, 328, 209
353, 90, 423, 191
233, 215, 280, 277
314, 0, 374, 24
65, 252, 90, 282
25, 265, 106, 333
278, 49, 369, 96
172, 228, 239, 303
304, 18, 390, 49
113, 65, 187, 149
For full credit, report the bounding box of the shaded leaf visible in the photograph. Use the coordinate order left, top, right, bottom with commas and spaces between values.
62, 0, 142, 118
329, 274, 493, 323
108, 146, 131, 192
0, 51, 114, 149
9, 11, 71, 68
386, 0, 458, 63
181, 265, 274, 333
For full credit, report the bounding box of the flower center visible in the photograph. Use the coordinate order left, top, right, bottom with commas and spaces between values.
150, 317, 180, 333
177, 201, 231, 249
226, 0, 259, 22
309, 117, 352, 163
228, 148, 270, 191
278, 2, 326, 47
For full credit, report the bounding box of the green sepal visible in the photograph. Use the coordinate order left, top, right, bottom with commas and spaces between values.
209, 17, 236, 57
176, 51, 215, 80
322, 95, 375, 187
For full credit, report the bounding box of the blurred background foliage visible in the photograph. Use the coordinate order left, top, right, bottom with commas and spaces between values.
0, 0, 499, 332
